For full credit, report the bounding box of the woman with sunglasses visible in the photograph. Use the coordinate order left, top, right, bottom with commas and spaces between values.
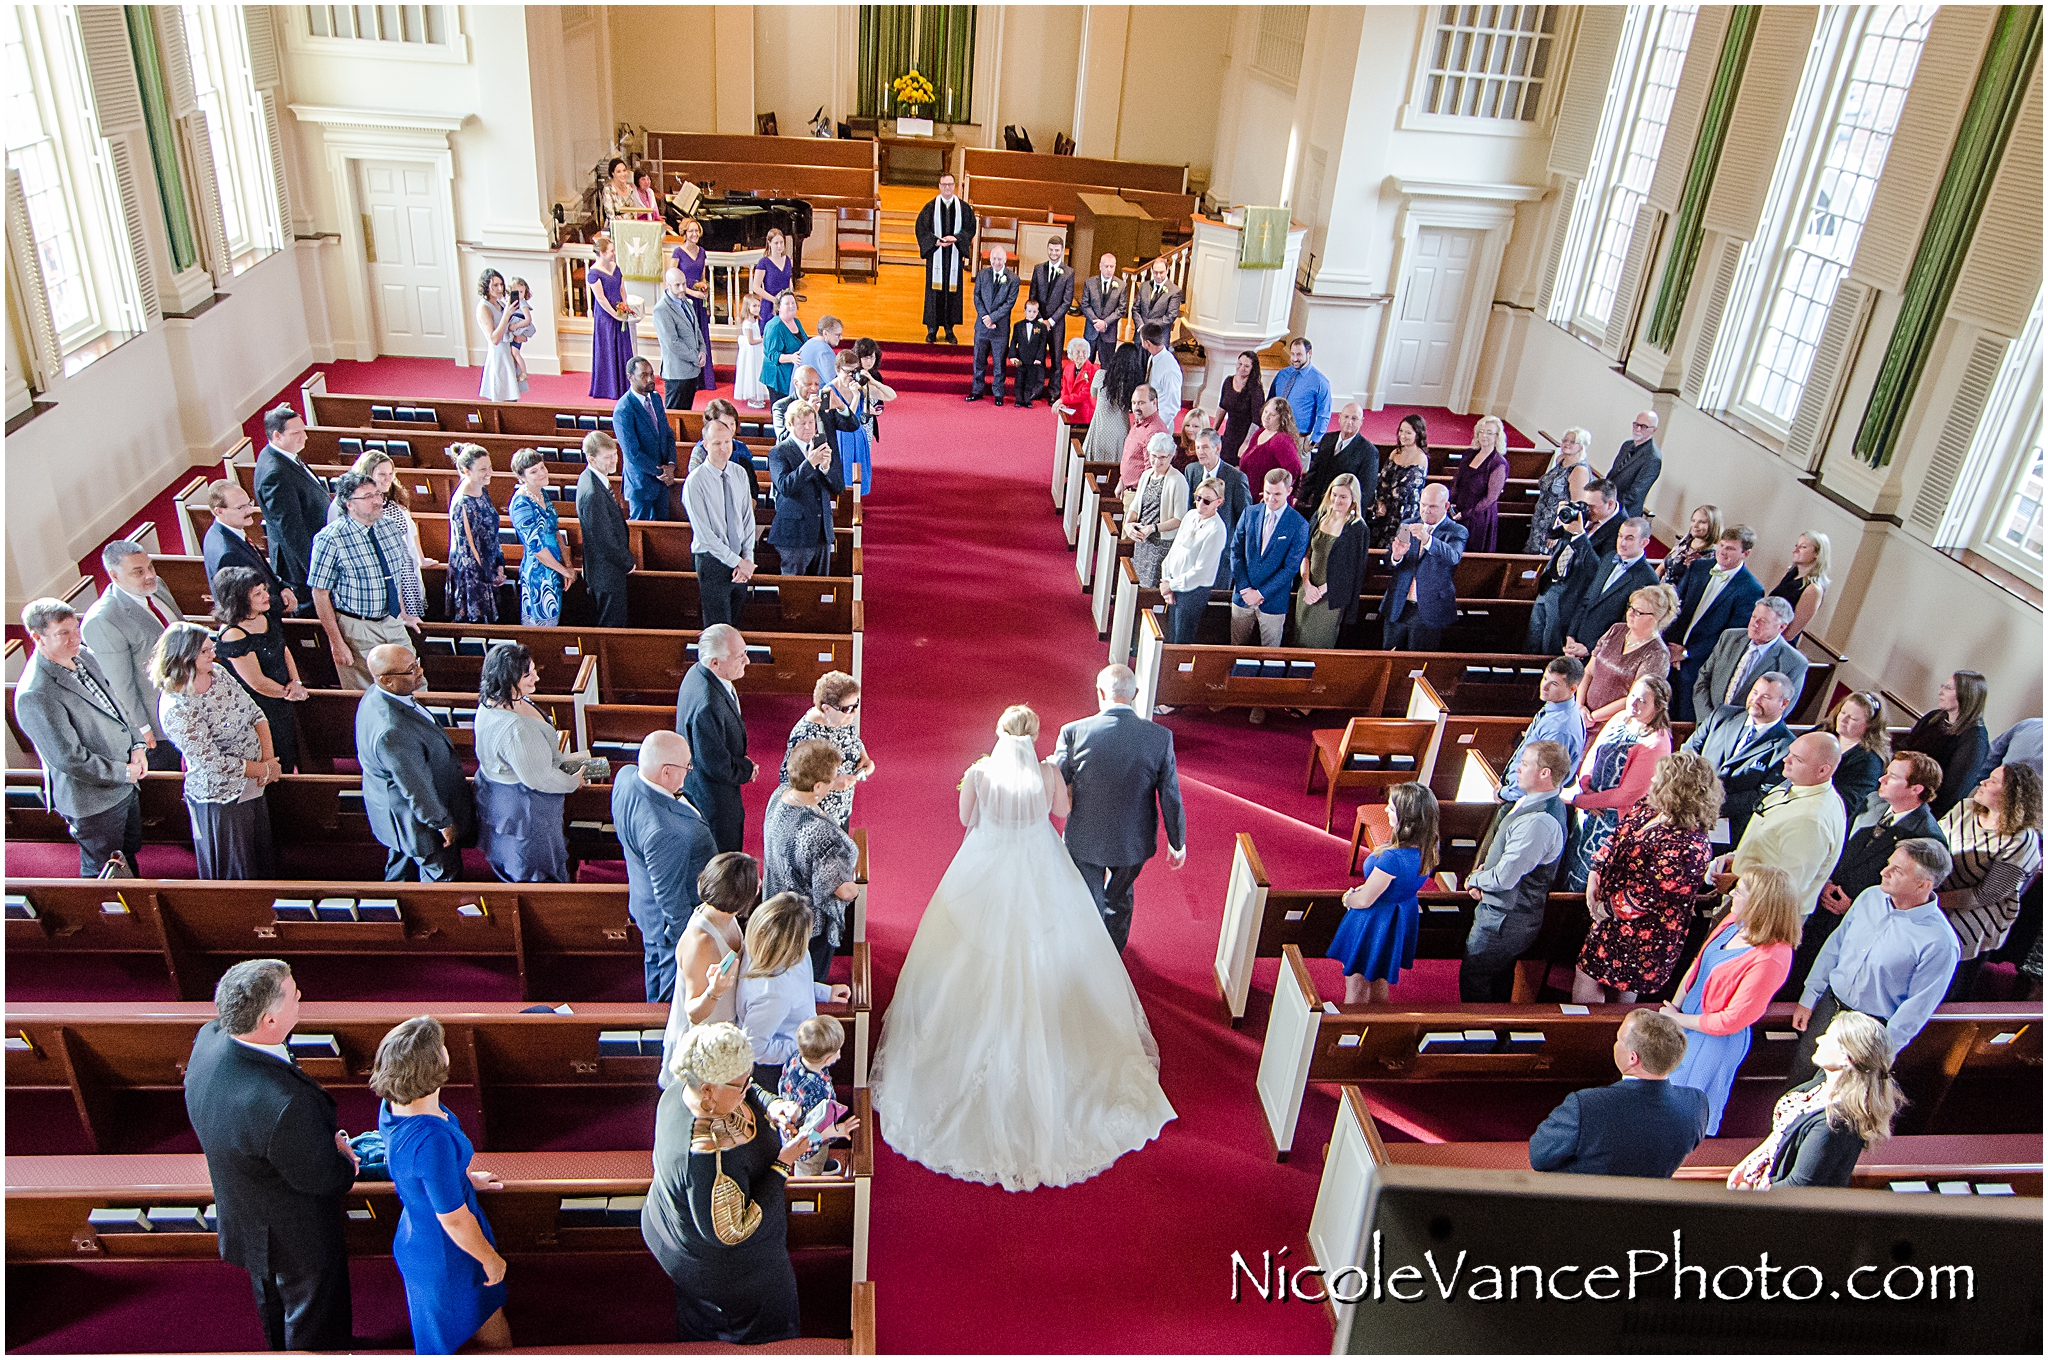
778, 671, 873, 830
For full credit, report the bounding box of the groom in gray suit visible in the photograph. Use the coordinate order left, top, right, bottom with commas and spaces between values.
1052, 664, 1188, 953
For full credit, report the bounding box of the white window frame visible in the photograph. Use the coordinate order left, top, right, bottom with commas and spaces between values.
1939, 291, 2046, 588
1550, 3, 1699, 335
1705, 5, 1934, 431
286, 4, 467, 64
182, 5, 282, 264
1400, 4, 1569, 138
3, 4, 146, 354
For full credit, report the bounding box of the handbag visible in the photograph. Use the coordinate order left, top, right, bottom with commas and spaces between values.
708, 1147, 763, 1245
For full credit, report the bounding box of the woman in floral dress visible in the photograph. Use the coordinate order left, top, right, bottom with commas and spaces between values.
1574, 749, 1718, 1003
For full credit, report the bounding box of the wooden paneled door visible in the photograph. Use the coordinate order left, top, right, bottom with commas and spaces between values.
357, 159, 450, 357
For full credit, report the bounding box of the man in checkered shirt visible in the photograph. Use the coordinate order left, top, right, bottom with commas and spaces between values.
309, 471, 416, 690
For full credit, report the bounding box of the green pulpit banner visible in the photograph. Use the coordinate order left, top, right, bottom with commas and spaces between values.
1238, 207, 1290, 269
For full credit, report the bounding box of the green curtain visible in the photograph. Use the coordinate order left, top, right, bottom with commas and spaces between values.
1644, 6, 1759, 350
858, 5, 975, 123
857, 7, 917, 119
127, 6, 197, 273
1854, 6, 2043, 469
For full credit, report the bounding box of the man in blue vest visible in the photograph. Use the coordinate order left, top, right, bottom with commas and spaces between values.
1459, 739, 1572, 1002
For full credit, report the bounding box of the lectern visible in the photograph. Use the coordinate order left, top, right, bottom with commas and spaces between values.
1074, 193, 1160, 272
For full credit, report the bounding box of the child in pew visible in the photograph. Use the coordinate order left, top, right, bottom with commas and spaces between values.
1328, 782, 1439, 1005
774, 1013, 848, 1175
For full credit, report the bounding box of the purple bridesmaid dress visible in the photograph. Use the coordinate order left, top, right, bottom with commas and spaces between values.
588, 265, 635, 401
671, 244, 718, 388
756, 254, 793, 328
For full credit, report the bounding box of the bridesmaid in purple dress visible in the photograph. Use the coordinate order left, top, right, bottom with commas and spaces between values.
1450, 413, 1509, 554
670, 217, 718, 390
587, 234, 636, 402
751, 228, 795, 330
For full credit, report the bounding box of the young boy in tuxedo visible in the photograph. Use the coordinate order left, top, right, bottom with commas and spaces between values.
1010, 299, 1051, 408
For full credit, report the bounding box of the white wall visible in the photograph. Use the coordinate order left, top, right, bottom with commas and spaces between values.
989, 4, 1083, 149
608, 5, 717, 132
1109, 6, 1229, 176
752, 5, 837, 132
1492, 311, 2044, 729
5, 245, 321, 609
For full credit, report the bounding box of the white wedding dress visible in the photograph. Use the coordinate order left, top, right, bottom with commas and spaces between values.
869, 734, 1176, 1192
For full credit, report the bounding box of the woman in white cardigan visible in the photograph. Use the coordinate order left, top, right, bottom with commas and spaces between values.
472, 642, 588, 882
1123, 432, 1189, 588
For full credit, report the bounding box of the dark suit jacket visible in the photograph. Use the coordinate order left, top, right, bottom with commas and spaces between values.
1029, 261, 1075, 327
676, 662, 752, 805
1317, 521, 1373, 626
1186, 460, 1251, 589
1692, 630, 1810, 722
1606, 437, 1663, 519
253, 444, 329, 593
766, 437, 844, 551
1665, 561, 1766, 656
1053, 706, 1185, 866
1683, 707, 1794, 839
1381, 517, 1469, 630
1133, 281, 1182, 330
1533, 527, 1602, 614
183, 1020, 356, 1277
1010, 318, 1051, 367
613, 389, 676, 511
611, 764, 717, 952
1528, 1077, 1708, 1178
1078, 275, 1126, 334
355, 684, 475, 859
1584, 508, 1623, 561
973, 268, 1018, 331
1297, 432, 1381, 524
204, 522, 290, 625
575, 468, 633, 596
1830, 798, 1945, 900
1567, 554, 1659, 649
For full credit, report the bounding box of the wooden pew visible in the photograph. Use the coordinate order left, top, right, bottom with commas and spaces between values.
962, 147, 1188, 194
1428, 443, 1551, 482
7, 993, 877, 1157
281, 619, 859, 702
1211, 833, 1586, 1027
1132, 609, 1550, 717
305, 383, 729, 446
647, 130, 880, 174
1256, 943, 2043, 1157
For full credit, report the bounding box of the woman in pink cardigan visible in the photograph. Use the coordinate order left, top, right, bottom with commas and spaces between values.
1661, 865, 1801, 1133
1560, 675, 1673, 891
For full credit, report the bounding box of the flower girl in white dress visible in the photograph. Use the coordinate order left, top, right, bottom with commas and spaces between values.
869, 705, 1175, 1192
734, 304, 768, 408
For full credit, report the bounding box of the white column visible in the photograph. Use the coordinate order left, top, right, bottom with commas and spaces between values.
1071, 5, 1130, 158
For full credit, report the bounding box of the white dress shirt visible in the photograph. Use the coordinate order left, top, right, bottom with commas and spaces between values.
1160, 511, 1227, 594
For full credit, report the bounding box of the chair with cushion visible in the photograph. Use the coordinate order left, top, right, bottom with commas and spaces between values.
834, 206, 879, 284
1304, 717, 1437, 833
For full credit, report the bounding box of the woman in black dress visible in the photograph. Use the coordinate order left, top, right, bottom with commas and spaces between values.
1768, 530, 1830, 642
1827, 691, 1889, 814
1215, 350, 1265, 465
1726, 1010, 1903, 1190
1896, 669, 1991, 819
210, 567, 307, 772
643, 1023, 830, 1345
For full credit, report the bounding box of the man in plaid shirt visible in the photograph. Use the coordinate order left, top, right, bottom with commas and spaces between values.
309, 471, 416, 690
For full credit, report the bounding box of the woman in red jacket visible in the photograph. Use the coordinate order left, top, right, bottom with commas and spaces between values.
1056, 337, 1098, 430
1661, 865, 1801, 1134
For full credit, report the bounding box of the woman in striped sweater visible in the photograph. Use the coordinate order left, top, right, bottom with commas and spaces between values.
1939, 761, 2043, 1000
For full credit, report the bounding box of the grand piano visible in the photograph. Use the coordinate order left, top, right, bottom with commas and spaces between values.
665, 188, 813, 263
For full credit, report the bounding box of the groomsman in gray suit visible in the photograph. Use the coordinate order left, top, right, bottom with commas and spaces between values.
81, 540, 187, 770
14, 598, 149, 874
1078, 253, 1127, 366
1051, 664, 1187, 953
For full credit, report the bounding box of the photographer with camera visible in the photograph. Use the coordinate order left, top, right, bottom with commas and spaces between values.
1524, 480, 1621, 656
822, 349, 894, 497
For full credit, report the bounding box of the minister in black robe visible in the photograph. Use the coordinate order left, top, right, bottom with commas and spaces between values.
915, 174, 976, 342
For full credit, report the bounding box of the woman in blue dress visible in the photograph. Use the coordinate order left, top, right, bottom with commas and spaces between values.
371, 1016, 510, 1353
444, 445, 505, 623
508, 449, 574, 625
1327, 782, 1438, 1004
671, 217, 719, 391
821, 350, 895, 496
1661, 866, 1800, 1134
586, 233, 637, 402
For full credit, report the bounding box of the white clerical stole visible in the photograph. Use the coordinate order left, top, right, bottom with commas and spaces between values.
928, 197, 966, 291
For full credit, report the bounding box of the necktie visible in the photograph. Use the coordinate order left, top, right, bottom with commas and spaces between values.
645, 392, 661, 429
1725, 645, 1759, 706
364, 522, 402, 620
140, 593, 175, 630
1261, 506, 1278, 552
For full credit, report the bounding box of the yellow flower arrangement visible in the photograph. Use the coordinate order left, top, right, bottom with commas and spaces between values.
891, 70, 936, 109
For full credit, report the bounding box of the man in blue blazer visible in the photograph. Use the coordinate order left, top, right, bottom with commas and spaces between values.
613, 356, 676, 521
1229, 466, 1311, 648
1184, 430, 1251, 592
355, 645, 474, 882
674, 624, 756, 854
1684, 673, 1798, 846
1051, 664, 1186, 954
1380, 483, 1468, 651
611, 729, 718, 1001
1663, 525, 1765, 721
1529, 1009, 1708, 1178
766, 400, 844, 577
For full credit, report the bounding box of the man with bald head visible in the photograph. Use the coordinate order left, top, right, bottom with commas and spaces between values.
1714, 731, 1847, 920
1079, 252, 1127, 366
1296, 402, 1379, 518
773, 364, 824, 445
1381, 483, 1468, 651
967, 245, 1019, 404
653, 267, 707, 412
612, 728, 717, 1000
355, 644, 473, 881
1606, 410, 1663, 520
675, 623, 758, 853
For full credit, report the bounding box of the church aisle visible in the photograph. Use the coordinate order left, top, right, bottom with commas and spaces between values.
847, 389, 1336, 1352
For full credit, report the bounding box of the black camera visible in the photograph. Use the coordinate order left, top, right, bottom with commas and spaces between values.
1555, 501, 1584, 524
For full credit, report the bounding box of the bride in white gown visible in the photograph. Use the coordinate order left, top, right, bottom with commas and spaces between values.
869, 705, 1176, 1192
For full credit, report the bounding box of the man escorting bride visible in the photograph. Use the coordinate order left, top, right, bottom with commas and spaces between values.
870, 668, 1185, 1192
